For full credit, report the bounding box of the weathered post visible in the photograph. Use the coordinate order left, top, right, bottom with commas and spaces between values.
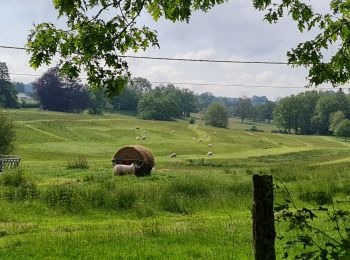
252, 175, 276, 260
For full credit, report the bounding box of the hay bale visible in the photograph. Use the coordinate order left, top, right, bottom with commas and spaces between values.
112, 145, 155, 177
114, 164, 136, 176
170, 153, 176, 158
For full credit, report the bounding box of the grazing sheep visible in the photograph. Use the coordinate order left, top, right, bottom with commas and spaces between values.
207, 152, 213, 156
208, 144, 213, 148
143, 130, 147, 133
141, 136, 147, 140
136, 136, 140, 140
170, 153, 177, 158
214, 131, 217, 134
172, 130, 175, 133
114, 164, 136, 176
192, 137, 196, 140
198, 139, 203, 143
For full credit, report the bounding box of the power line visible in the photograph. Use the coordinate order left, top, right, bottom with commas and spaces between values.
0, 44, 289, 65
8, 71, 335, 90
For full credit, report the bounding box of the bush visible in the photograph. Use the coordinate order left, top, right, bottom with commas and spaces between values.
189, 118, 195, 124
0, 110, 15, 154
247, 125, 264, 132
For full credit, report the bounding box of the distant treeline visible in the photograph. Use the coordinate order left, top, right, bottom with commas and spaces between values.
273, 90, 350, 136
4, 63, 349, 137
1, 63, 273, 122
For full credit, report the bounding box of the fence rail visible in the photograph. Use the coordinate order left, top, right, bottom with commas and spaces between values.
0, 156, 21, 172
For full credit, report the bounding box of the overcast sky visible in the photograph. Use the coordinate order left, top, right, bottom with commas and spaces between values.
0, 0, 333, 99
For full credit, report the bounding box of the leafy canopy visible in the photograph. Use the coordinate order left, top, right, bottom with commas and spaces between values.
27, 1, 350, 94
27, 0, 225, 96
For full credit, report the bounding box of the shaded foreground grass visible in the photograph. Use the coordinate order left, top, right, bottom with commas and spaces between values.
1, 109, 350, 259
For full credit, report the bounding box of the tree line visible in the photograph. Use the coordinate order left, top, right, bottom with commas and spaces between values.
273, 90, 350, 137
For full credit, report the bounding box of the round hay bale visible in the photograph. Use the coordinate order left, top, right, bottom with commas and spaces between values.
112, 145, 155, 177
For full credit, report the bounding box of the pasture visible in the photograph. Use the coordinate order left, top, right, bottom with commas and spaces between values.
1, 109, 350, 259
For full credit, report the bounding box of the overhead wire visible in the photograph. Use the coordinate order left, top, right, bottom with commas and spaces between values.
0, 44, 289, 65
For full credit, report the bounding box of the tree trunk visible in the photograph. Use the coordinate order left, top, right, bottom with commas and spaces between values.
252, 175, 276, 260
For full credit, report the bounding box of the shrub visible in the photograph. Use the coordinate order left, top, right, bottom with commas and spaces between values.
66, 156, 89, 169
189, 118, 195, 124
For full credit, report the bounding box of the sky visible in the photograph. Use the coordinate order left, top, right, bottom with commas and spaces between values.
0, 0, 333, 100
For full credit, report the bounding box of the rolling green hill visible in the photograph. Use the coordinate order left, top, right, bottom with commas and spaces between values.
1, 109, 350, 259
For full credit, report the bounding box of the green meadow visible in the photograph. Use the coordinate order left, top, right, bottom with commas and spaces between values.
1, 109, 350, 259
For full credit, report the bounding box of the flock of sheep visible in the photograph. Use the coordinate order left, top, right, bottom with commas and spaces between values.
131, 126, 216, 159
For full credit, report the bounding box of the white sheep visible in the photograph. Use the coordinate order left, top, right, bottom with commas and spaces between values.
208, 144, 213, 148
172, 130, 175, 133
198, 139, 203, 143
207, 152, 213, 156
192, 137, 196, 141
141, 136, 147, 140
170, 153, 177, 158
143, 130, 147, 133
114, 164, 136, 176
214, 131, 217, 134
136, 136, 140, 140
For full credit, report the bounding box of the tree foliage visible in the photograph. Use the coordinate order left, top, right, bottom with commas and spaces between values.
26, 1, 350, 93
27, 0, 225, 96
203, 103, 228, 128
0, 110, 15, 155
138, 84, 197, 120
0, 63, 19, 108
329, 111, 346, 133
235, 97, 253, 123
335, 119, 350, 141
254, 0, 350, 88
34, 67, 88, 113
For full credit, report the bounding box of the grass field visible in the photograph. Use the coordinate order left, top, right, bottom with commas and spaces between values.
1, 109, 350, 259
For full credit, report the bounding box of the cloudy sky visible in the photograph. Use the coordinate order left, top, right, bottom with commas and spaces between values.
0, 0, 332, 99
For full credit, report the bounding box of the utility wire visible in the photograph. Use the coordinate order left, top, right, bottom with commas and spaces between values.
0, 44, 289, 65
8, 72, 336, 90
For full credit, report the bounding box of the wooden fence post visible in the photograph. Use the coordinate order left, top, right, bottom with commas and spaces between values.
252, 175, 276, 260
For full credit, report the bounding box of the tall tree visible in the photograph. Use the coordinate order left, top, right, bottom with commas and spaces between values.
203, 103, 228, 128
0, 63, 19, 108
235, 97, 253, 123
329, 111, 346, 134
138, 85, 181, 120
335, 119, 350, 141
312, 91, 350, 134
34, 67, 88, 113
273, 96, 300, 134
